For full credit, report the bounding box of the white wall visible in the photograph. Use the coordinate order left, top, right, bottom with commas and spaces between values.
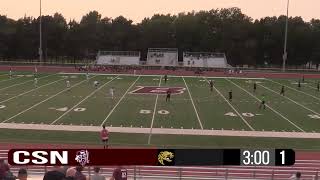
207, 57, 227, 68
97, 55, 140, 65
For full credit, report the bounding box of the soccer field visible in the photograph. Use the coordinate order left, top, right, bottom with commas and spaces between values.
0, 71, 320, 147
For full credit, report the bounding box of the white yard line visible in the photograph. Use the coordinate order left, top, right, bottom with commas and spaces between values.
0, 74, 53, 91
203, 77, 255, 131
0, 76, 97, 123
226, 79, 305, 132
258, 84, 320, 116
182, 77, 204, 130
50, 76, 119, 125
148, 76, 162, 144
0, 78, 65, 104
268, 79, 320, 101
100, 76, 141, 126
1, 123, 320, 139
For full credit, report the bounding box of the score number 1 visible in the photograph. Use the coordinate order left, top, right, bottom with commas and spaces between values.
275, 149, 295, 166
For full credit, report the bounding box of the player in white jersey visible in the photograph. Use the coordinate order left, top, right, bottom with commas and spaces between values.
66, 80, 71, 90
109, 87, 115, 99
34, 66, 38, 77
34, 78, 38, 88
94, 81, 99, 88
9, 70, 12, 78
86, 72, 89, 80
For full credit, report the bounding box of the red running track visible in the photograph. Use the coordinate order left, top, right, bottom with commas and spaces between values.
1, 65, 320, 79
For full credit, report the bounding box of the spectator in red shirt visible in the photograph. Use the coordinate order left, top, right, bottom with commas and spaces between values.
100, 125, 109, 149
110, 166, 127, 180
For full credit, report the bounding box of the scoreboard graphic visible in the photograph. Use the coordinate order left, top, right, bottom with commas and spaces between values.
7, 149, 295, 166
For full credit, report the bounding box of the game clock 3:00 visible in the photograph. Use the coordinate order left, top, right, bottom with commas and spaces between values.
241, 149, 295, 166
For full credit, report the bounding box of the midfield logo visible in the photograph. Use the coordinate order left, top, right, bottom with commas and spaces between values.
130, 86, 186, 95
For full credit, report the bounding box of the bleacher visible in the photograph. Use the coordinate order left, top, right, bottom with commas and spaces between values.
94, 49, 231, 70
96, 51, 140, 66
183, 52, 229, 68
146, 48, 178, 67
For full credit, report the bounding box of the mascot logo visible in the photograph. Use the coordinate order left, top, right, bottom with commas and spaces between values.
158, 151, 174, 166
75, 150, 90, 166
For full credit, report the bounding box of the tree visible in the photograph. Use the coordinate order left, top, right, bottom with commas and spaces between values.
1, 8, 320, 66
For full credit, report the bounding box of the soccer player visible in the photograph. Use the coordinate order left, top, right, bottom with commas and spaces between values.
86, 72, 89, 80
9, 69, 12, 78
34, 78, 38, 88
253, 82, 257, 93
166, 89, 171, 102
228, 90, 232, 101
109, 87, 115, 99
34, 66, 38, 77
164, 74, 168, 84
298, 80, 301, 89
280, 85, 285, 96
66, 80, 71, 90
317, 82, 319, 92
259, 94, 266, 110
302, 75, 305, 83
100, 125, 109, 149
94, 81, 99, 89
209, 80, 214, 92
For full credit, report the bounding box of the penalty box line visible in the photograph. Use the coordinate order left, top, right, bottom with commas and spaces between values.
204, 77, 255, 131
226, 78, 305, 132
0, 76, 65, 104
258, 83, 320, 116
0, 74, 54, 91
0, 75, 98, 124
0, 76, 23, 83
268, 79, 320, 102
100, 76, 141, 126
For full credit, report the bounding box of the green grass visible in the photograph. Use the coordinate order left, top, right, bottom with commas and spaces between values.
107, 76, 157, 127
1, 129, 320, 150
0, 72, 320, 149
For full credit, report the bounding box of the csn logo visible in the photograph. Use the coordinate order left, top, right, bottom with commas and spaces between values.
8, 150, 69, 165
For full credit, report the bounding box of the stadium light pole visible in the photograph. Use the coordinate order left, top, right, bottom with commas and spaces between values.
282, 0, 289, 72
39, 0, 43, 64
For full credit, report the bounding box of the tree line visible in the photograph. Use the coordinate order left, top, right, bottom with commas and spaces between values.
0, 7, 320, 67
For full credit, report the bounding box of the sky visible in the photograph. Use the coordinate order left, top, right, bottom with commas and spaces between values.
0, 0, 318, 23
